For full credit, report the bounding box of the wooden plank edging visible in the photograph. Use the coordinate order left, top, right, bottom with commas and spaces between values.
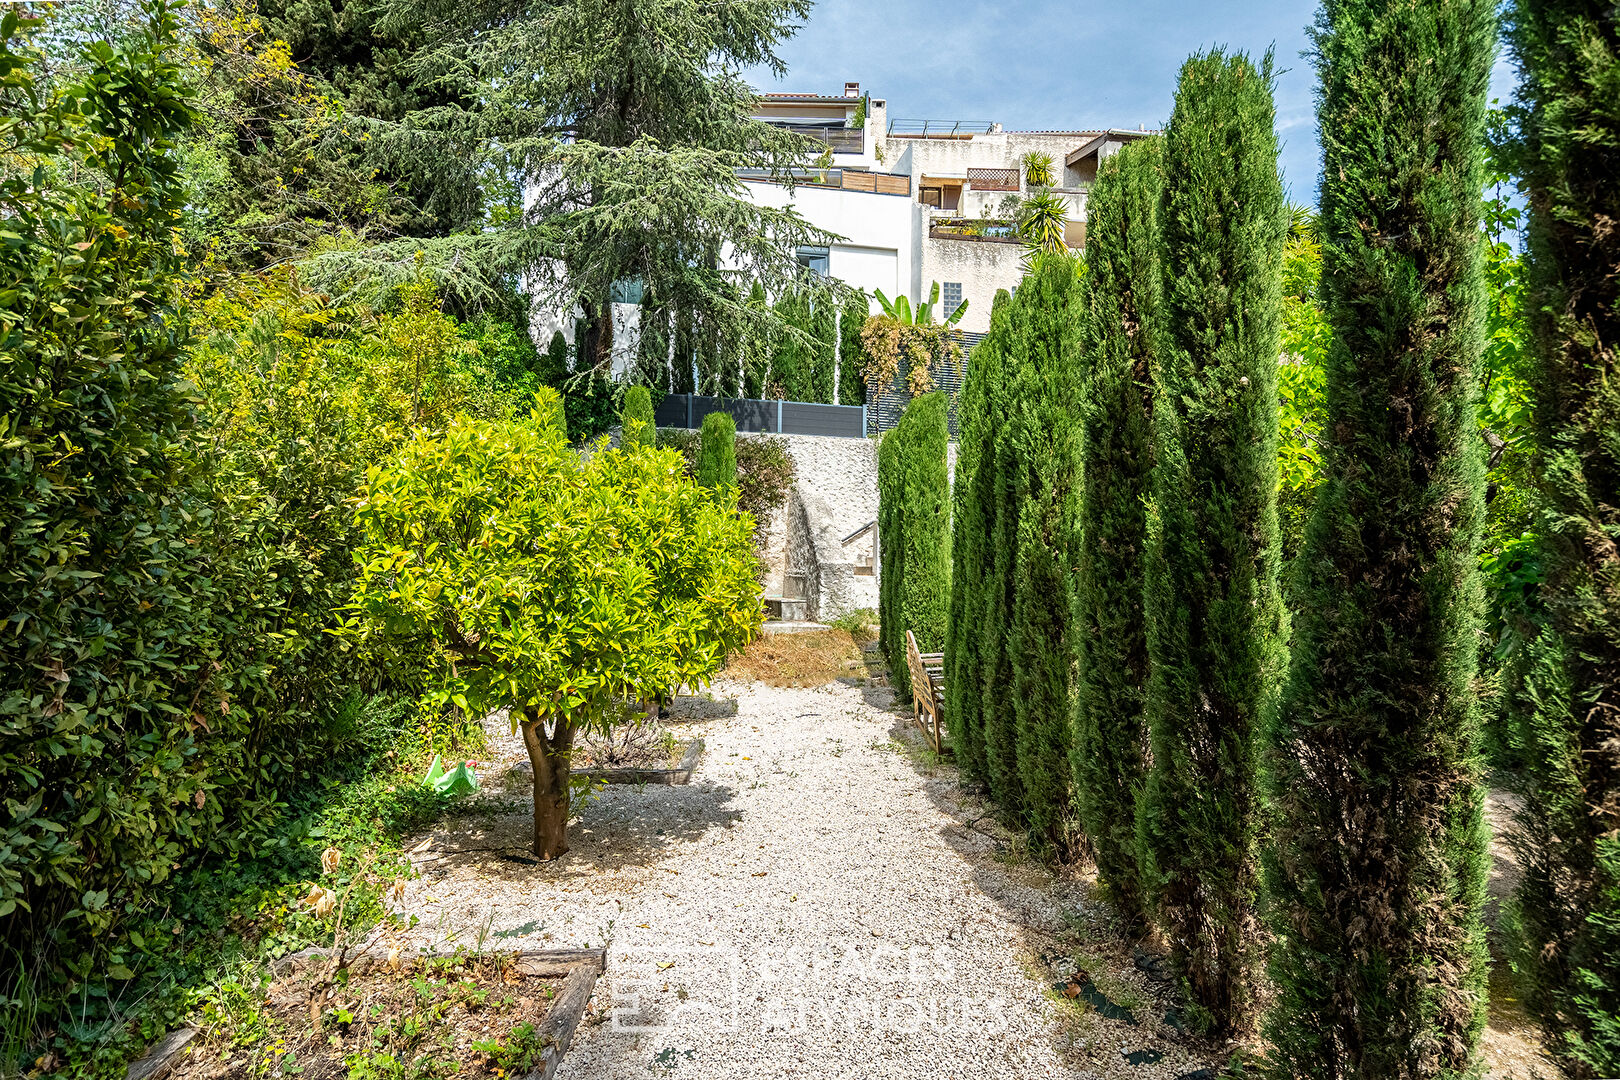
523, 962, 600, 1080
580, 738, 704, 786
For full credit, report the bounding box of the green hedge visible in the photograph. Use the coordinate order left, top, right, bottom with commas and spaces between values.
1071, 136, 1162, 928
1502, 0, 1620, 1069
1137, 48, 1287, 1040
697, 411, 738, 494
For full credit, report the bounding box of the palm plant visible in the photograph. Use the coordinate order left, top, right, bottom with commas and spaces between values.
1022, 150, 1056, 187
1018, 189, 1069, 260
874, 282, 968, 327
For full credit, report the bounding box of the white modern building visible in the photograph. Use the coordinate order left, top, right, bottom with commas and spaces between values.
534, 83, 1153, 367
744, 83, 1154, 334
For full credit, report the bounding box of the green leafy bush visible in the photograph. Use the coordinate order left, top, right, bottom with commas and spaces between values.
343, 410, 760, 857
697, 411, 738, 494
622, 385, 655, 449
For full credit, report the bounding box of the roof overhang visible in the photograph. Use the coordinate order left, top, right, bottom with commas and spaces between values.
1065, 129, 1154, 168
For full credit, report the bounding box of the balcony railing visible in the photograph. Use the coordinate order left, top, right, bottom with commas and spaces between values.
763, 121, 865, 154
886, 118, 996, 138
928, 218, 1020, 243
737, 168, 911, 196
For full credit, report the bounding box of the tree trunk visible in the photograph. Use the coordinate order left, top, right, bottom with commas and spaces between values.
519, 708, 576, 859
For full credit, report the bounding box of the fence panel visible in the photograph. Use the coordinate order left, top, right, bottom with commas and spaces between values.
653, 394, 867, 438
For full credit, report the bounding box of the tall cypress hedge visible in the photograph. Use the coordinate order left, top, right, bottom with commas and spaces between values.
945, 290, 1013, 783
982, 292, 1031, 818
1071, 136, 1162, 928
809, 297, 837, 404
671, 307, 696, 395
1137, 49, 1286, 1039
1264, 0, 1495, 1072
772, 290, 810, 401
877, 426, 907, 697
635, 293, 670, 391
743, 281, 772, 399
1009, 254, 1085, 851
899, 392, 950, 654
1503, 0, 1620, 1070
838, 295, 869, 406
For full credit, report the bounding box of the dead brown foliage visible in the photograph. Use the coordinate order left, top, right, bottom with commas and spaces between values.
726, 629, 862, 687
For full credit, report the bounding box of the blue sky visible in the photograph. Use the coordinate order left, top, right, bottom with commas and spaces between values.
744, 0, 1518, 206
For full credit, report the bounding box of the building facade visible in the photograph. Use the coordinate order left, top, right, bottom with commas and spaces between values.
744, 84, 1152, 333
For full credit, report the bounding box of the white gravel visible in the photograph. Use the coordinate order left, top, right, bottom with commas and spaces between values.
388, 680, 1215, 1079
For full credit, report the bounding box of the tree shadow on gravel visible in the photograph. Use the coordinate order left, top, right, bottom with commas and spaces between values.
877, 707, 1222, 1080
405, 779, 745, 884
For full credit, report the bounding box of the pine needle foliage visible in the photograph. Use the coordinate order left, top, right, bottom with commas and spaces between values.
622, 386, 655, 451
1263, 0, 1496, 1073
1501, 0, 1620, 1070
1009, 254, 1086, 852
635, 295, 671, 392
945, 290, 1014, 783
1137, 49, 1287, 1040
1071, 136, 1163, 929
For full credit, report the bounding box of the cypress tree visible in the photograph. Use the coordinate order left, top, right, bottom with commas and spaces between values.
945, 290, 1012, 784
743, 281, 772, 399
635, 294, 671, 391
1264, 0, 1496, 1072
838, 294, 869, 406
672, 307, 696, 394
1010, 254, 1085, 851
538, 330, 569, 387
1502, 0, 1620, 1070
772, 290, 811, 402
899, 393, 951, 654
1136, 50, 1286, 1038
1071, 136, 1162, 929
621, 385, 655, 450
696, 411, 737, 494
981, 289, 1031, 818
877, 426, 908, 697
809, 296, 837, 404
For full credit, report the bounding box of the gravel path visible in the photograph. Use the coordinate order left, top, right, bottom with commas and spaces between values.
385, 679, 1558, 1080
389, 680, 1212, 1079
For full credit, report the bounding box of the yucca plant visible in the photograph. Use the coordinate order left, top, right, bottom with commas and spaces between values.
1023, 150, 1056, 187
1018, 189, 1069, 262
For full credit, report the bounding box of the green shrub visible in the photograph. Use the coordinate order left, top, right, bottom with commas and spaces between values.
1501, 0, 1620, 1069
1071, 136, 1161, 928
634, 294, 671, 392
539, 330, 570, 386
877, 427, 907, 698
771, 290, 811, 401
1263, 0, 1496, 1072
809, 296, 837, 404
697, 411, 738, 494
944, 290, 1013, 784
343, 410, 760, 857
1137, 48, 1287, 1039
898, 392, 951, 654
742, 281, 773, 399
622, 385, 655, 449
838, 294, 869, 406
1008, 254, 1084, 853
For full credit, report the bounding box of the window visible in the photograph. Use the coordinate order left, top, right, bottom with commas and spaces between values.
609, 277, 645, 304
942, 282, 962, 310
795, 246, 830, 276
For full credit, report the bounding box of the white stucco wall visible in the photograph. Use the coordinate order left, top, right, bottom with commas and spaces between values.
740, 179, 915, 313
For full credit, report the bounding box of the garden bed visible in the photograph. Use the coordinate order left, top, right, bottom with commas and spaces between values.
158, 948, 600, 1080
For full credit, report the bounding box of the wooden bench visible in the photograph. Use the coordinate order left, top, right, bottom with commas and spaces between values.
906, 629, 946, 754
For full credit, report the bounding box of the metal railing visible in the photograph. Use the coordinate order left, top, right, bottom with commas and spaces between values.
764, 122, 865, 154
886, 118, 996, 137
